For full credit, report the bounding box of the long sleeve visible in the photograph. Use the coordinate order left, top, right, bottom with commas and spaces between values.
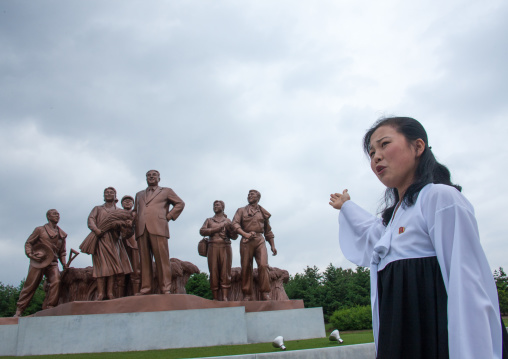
87, 206, 100, 233
199, 219, 213, 236
58, 229, 67, 263
338, 200, 385, 267
263, 217, 274, 241
423, 185, 502, 359
167, 189, 185, 220
258, 205, 274, 240
226, 220, 239, 240
24, 227, 41, 257
231, 208, 243, 232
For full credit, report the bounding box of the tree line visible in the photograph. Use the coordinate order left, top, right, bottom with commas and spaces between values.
284, 264, 370, 321
285, 264, 508, 321
2, 265, 507, 318
0, 281, 45, 317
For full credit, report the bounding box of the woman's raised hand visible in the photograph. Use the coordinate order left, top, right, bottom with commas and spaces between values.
329, 189, 350, 210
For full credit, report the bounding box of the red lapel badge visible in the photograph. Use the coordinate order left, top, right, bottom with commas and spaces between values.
399, 227, 405, 234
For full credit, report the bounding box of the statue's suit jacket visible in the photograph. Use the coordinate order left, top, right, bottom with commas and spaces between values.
134, 186, 185, 239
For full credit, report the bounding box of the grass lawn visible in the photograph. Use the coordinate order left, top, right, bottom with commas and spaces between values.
503, 316, 508, 326
0, 330, 374, 359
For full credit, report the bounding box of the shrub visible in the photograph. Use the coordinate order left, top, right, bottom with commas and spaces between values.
185, 273, 213, 300
329, 305, 372, 331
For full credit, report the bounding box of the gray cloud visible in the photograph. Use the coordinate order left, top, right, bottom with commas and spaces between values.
1, 0, 507, 285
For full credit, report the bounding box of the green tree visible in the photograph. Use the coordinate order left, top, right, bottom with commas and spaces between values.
0, 279, 45, 317
284, 266, 324, 309
0, 282, 19, 317
185, 273, 213, 300
320, 264, 349, 318
348, 266, 370, 307
321, 265, 370, 320
494, 267, 508, 315
285, 264, 371, 321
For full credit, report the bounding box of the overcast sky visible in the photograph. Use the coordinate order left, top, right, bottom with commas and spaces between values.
1, 0, 507, 286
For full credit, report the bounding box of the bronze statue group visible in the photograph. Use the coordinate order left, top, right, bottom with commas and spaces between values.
14, 169, 277, 317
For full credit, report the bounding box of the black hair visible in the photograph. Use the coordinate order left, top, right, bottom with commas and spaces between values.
363, 117, 462, 226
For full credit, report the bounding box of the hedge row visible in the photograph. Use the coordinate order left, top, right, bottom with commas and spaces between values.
329, 305, 372, 331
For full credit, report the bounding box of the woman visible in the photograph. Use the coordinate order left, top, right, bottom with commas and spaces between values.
199, 200, 238, 301
329, 117, 507, 359
85, 187, 132, 300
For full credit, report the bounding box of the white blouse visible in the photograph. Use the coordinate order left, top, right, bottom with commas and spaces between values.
338, 183, 502, 359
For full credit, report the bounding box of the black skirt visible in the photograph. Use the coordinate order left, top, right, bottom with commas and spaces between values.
377, 256, 508, 359
377, 256, 449, 359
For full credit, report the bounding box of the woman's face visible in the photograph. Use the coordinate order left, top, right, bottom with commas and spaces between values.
369, 125, 423, 196
213, 201, 224, 214
104, 188, 116, 203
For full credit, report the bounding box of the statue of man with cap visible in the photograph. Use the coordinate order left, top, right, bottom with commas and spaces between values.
14, 209, 68, 317
118, 195, 141, 295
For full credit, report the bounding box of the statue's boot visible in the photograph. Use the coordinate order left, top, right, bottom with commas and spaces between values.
107, 276, 115, 300
222, 288, 229, 302
96, 278, 106, 300
116, 275, 125, 298
117, 283, 125, 298
212, 290, 219, 301
13, 308, 22, 317
132, 281, 140, 295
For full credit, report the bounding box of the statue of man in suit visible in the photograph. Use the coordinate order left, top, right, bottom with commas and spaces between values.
132, 170, 185, 295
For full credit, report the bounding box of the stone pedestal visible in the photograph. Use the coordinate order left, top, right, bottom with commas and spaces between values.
35, 294, 305, 317
0, 295, 325, 356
